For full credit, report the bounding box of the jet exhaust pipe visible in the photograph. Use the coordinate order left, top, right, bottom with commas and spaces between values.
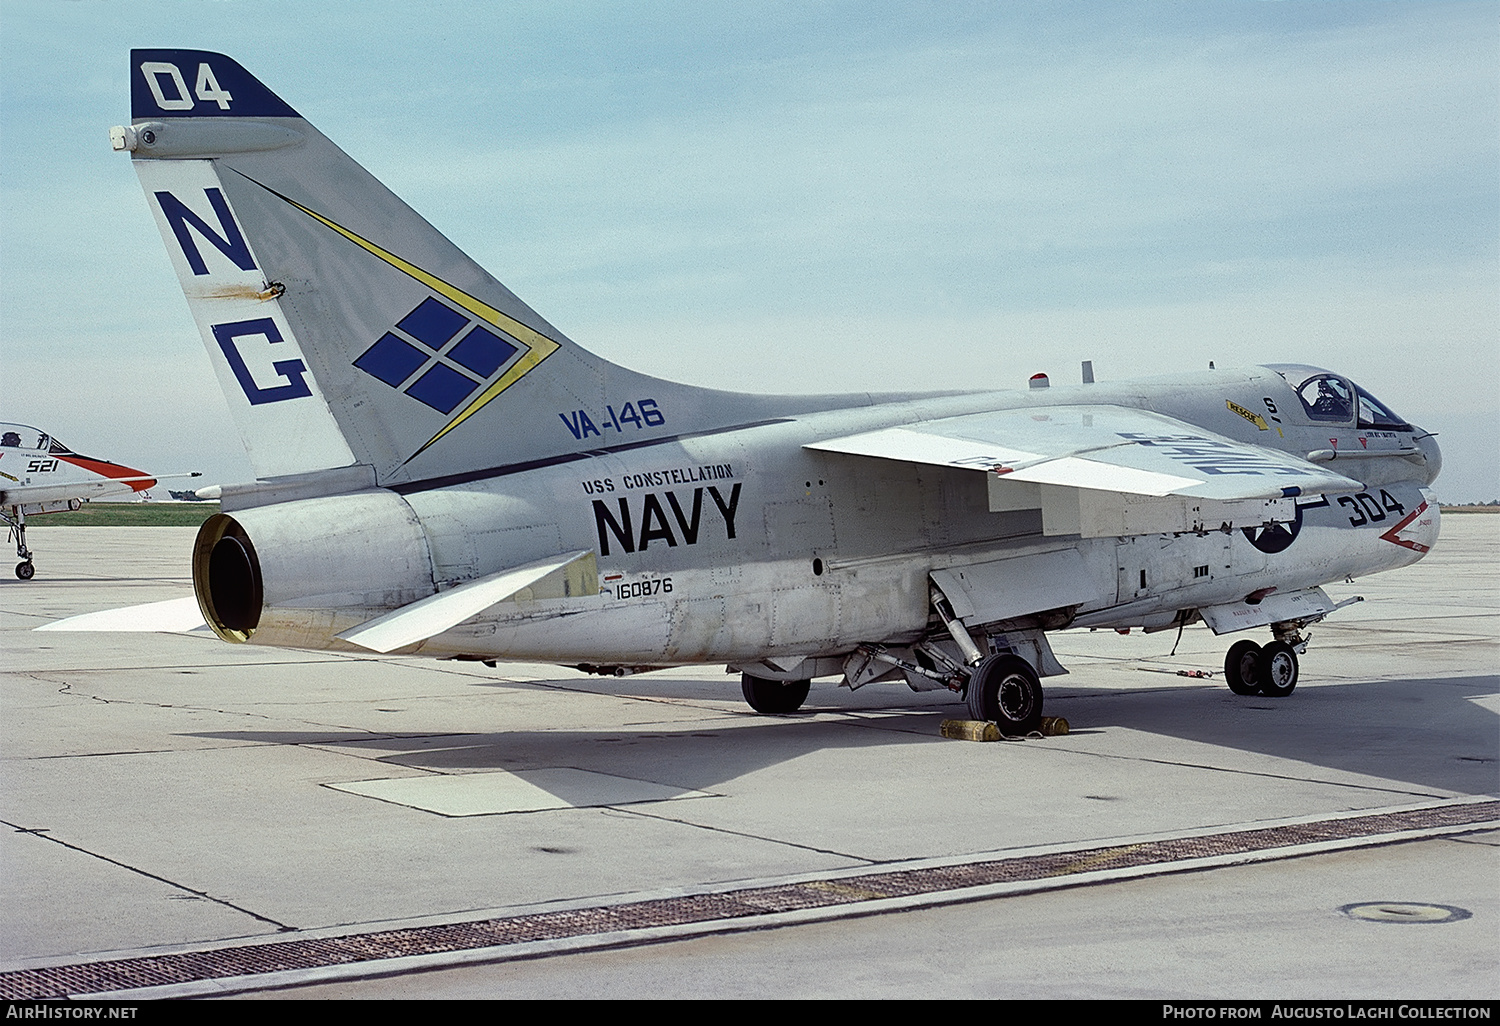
191, 491, 436, 647
193, 513, 263, 642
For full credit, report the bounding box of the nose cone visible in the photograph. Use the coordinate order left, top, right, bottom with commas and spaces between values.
1414, 430, 1442, 486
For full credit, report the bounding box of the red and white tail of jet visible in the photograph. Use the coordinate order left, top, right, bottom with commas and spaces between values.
0, 422, 199, 580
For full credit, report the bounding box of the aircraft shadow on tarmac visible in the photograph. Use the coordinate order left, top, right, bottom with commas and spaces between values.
187, 673, 1498, 803
1045, 675, 1499, 797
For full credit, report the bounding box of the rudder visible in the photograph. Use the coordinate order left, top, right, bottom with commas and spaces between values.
119, 49, 802, 489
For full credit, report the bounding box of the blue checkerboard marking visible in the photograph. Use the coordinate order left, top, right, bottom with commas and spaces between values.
405, 363, 479, 414
397, 297, 469, 350
354, 297, 525, 415
448, 326, 518, 378
353, 333, 427, 387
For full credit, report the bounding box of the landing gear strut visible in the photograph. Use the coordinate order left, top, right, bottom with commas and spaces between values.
3, 505, 34, 581
1223, 623, 1306, 697
934, 582, 1047, 734
845, 583, 1054, 732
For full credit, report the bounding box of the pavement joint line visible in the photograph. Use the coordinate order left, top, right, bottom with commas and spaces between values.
3, 798, 1494, 1000
5, 658, 384, 672
1033, 746, 1459, 799
0, 819, 294, 936
1451, 834, 1500, 847
608, 804, 879, 865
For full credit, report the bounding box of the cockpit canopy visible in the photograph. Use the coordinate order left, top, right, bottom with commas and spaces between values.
1266, 365, 1411, 431
0, 423, 74, 454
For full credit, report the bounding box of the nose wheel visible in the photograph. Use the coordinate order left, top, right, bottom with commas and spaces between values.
4, 506, 35, 581
1257, 641, 1299, 697
1224, 640, 1263, 695
1223, 629, 1304, 697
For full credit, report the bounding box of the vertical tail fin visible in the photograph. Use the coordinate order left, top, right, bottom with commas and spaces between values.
119, 50, 812, 488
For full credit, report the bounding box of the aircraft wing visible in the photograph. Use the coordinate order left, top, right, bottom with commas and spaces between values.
0, 476, 158, 506
806, 405, 1364, 538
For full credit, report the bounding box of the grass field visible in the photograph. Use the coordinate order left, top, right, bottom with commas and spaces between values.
26, 503, 222, 527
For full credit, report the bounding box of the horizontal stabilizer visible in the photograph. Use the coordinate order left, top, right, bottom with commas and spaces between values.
337, 551, 595, 654
35, 596, 208, 633
806, 405, 1363, 502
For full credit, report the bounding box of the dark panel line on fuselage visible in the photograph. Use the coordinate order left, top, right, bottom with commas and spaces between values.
388, 418, 794, 496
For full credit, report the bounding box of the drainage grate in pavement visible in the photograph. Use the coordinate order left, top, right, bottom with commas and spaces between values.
3, 800, 1494, 999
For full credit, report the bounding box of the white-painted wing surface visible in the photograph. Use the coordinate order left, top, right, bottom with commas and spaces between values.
806, 405, 1363, 501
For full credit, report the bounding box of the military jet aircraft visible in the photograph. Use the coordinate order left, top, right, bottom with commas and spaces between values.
91, 50, 1441, 732
0, 423, 196, 580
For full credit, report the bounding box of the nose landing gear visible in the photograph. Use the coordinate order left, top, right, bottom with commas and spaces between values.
4, 506, 34, 581
1223, 622, 1308, 697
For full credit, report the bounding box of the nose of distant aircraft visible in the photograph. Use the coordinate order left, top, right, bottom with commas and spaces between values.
1415, 429, 1442, 486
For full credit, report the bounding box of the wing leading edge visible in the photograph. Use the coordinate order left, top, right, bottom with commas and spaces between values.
807, 405, 1363, 539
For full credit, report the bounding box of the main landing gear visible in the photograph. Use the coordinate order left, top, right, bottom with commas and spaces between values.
934, 584, 1045, 735
965, 653, 1044, 735
740, 673, 811, 714
1223, 624, 1306, 697
3, 506, 34, 581
746, 584, 1053, 731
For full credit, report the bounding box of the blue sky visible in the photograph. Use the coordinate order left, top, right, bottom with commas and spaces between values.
2, 1, 1496, 498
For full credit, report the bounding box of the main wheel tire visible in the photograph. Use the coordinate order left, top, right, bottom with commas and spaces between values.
15, 561, 34, 581
741, 674, 810, 714
1257, 640, 1299, 697
966, 654, 1044, 735
1224, 640, 1263, 695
